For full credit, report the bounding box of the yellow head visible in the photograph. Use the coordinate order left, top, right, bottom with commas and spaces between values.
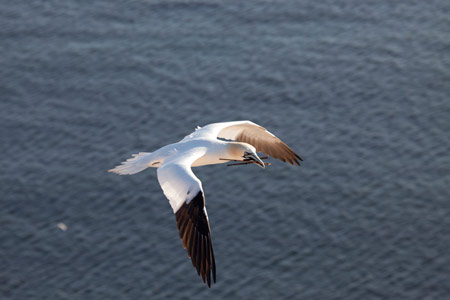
228, 142, 265, 168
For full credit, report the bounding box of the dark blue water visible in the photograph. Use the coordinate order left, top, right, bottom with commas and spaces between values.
1, 1, 449, 299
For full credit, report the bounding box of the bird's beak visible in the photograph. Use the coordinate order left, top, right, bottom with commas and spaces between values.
244, 152, 265, 168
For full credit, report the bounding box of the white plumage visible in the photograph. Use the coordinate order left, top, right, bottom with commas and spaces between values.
109, 120, 302, 287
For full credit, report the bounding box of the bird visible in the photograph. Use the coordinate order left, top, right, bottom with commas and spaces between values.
108, 121, 302, 287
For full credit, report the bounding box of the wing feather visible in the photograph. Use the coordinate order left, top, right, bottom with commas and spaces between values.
157, 151, 216, 288
217, 121, 302, 165
183, 121, 301, 165
174, 191, 216, 287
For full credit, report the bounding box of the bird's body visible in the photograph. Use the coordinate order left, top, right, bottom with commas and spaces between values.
141, 138, 247, 169
109, 121, 302, 287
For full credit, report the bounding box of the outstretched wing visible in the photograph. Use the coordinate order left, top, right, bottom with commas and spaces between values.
174, 190, 216, 287
157, 149, 216, 287
185, 121, 302, 165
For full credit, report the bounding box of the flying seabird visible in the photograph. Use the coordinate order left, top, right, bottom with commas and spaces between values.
109, 121, 302, 287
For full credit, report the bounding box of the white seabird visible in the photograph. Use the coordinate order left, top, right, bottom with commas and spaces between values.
109, 121, 302, 287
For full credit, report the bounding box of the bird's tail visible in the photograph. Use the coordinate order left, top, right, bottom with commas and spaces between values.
108, 152, 153, 175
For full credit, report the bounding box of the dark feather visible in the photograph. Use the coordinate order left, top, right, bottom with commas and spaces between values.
175, 191, 216, 287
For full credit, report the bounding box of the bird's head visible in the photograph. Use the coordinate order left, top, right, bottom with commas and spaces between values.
243, 150, 265, 168
229, 143, 265, 168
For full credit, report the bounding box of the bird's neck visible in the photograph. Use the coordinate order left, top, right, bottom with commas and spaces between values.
192, 141, 242, 167
226, 142, 247, 159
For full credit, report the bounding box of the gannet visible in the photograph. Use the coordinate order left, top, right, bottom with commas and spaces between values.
109, 121, 302, 287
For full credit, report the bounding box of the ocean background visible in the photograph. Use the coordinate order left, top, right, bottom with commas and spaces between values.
1, 0, 449, 299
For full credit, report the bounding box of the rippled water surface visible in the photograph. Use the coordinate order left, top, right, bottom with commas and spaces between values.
1, 1, 449, 299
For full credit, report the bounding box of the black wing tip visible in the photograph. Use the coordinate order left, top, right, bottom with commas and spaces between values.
175, 191, 217, 288
292, 150, 303, 165
286, 154, 302, 166
279, 142, 302, 166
